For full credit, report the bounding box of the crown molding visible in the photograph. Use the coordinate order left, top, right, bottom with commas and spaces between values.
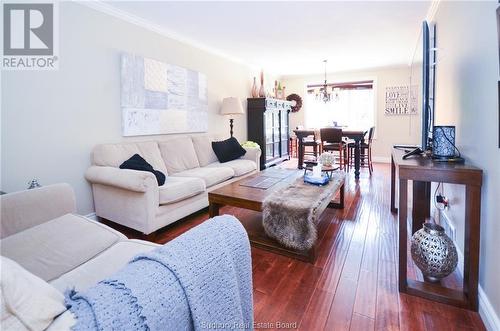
75, 1, 258, 70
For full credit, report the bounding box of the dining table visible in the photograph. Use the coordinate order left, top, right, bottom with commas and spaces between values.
293, 129, 366, 179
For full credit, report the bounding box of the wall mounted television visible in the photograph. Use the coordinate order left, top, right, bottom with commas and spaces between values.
403, 21, 436, 159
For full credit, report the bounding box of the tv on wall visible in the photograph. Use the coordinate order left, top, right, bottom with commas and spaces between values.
421, 21, 434, 151
403, 21, 436, 159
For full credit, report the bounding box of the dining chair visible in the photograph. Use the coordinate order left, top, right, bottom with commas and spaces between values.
289, 135, 298, 158
347, 126, 375, 174
320, 127, 347, 170
302, 131, 322, 160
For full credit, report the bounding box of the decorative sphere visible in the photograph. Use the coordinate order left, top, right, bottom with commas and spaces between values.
411, 223, 458, 282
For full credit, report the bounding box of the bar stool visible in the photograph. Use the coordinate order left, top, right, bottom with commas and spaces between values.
289, 136, 298, 158
302, 131, 322, 161
347, 126, 374, 174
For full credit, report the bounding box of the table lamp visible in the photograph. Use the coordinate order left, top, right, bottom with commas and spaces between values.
220, 97, 244, 137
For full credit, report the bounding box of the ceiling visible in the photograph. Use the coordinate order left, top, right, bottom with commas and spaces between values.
103, 1, 431, 76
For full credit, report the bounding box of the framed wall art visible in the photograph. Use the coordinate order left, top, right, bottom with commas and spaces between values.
121, 53, 208, 136
384, 85, 418, 115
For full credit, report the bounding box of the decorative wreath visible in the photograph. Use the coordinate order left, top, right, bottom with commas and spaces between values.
286, 93, 303, 113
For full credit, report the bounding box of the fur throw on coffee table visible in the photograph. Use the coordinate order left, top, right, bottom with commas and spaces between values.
262, 173, 345, 250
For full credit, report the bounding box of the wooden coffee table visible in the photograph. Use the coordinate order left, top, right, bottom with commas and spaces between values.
208, 168, 345, 262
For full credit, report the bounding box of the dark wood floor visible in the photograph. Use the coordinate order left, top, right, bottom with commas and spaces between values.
108, 163, 485, 331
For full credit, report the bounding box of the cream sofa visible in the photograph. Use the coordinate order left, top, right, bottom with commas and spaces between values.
0, 183, 251, 330
85, 134, 261, 235
0, 184, 159, 295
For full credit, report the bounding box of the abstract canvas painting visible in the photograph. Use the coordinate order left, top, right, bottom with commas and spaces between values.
121, 53, 208, 136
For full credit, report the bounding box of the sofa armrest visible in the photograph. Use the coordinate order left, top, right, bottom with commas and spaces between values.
0, 183, 76, 239
241, 147, 262, 171
85, 166, 158, 193
87, 166, 159, 235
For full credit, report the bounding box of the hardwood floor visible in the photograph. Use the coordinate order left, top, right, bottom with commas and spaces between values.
107, 163, 485, 330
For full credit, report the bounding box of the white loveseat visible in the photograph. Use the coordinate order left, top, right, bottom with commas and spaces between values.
85, 134, 261, 235
0, 184, 159, 293
0, 184, 160, 329
0, 183, 252, 330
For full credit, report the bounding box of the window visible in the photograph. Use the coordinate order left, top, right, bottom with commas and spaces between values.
305, 80, 374, 130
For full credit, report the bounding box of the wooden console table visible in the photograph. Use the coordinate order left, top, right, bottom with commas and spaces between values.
390, 147, 483, 310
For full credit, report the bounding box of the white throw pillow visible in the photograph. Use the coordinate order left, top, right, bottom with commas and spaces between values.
0, 256, 67, 331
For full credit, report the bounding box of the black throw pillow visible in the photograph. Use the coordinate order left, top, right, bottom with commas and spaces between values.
212, 137, 247, 163
119, 154, 166, 186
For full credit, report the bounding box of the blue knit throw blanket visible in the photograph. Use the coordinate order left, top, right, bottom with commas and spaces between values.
65, 215, 253, 331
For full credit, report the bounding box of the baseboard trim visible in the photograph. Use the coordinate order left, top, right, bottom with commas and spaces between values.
479, 286, 500, 331
372, 156, 391, 163
84, 212, 98, 221
441, 213, 499, 330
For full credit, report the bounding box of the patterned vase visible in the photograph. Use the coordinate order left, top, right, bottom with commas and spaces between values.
251, 77, 259, 98
432, 125, 456, 158
411, 222, 458, 283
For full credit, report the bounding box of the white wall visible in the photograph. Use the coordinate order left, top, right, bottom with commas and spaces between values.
1, 2, 257, 214
431, 1, 500, 329
281, 66, 421, 161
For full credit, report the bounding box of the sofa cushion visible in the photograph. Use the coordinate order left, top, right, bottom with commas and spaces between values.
1, 256, 67, 331
159, 137, 200, 174
212, 137, 247, 163
159, 177, 205, 205
0, 183, 76, 239
92, 141, 168, 175
171, 167, 234, 188
191, 134, 219, 167
206, 159, 257, 177
0, 214, 124, 281
50, 240, 158, 292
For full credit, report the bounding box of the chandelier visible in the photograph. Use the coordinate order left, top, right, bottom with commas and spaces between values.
316, 60, 332, 103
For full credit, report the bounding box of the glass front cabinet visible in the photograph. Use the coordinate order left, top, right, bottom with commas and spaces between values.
247, 98, 292, 169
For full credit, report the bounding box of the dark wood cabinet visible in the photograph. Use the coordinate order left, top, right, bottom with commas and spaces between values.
247, 98, 292, 169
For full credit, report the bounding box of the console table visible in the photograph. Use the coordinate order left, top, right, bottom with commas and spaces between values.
390, 147, 483, 310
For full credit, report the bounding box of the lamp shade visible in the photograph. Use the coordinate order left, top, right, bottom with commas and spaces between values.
220, 97, 244, 115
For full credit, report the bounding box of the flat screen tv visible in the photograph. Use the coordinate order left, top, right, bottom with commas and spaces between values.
403, 21, 435, 159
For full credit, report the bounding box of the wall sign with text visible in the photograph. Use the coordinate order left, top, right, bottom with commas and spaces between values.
384, 85, 418, 115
